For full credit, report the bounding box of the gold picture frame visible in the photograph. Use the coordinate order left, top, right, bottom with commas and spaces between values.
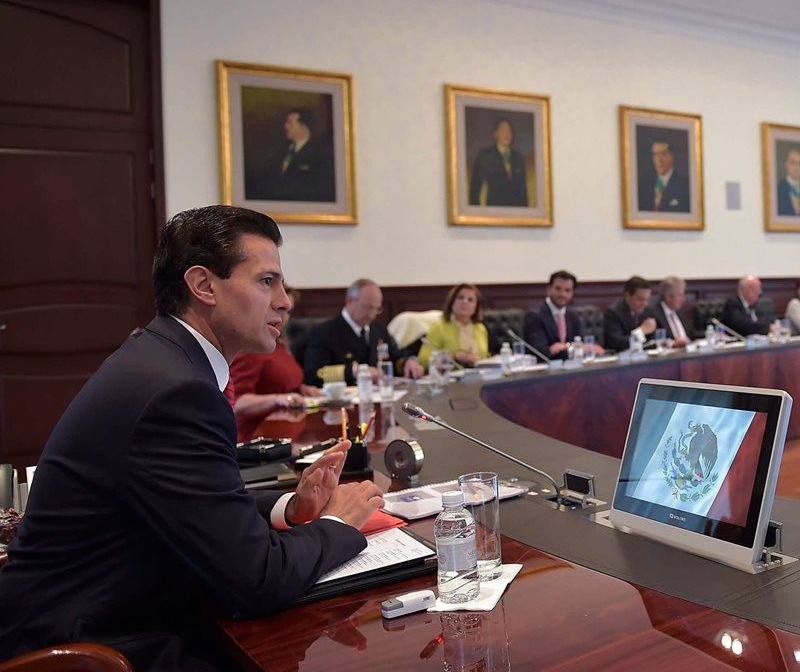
762, 122, 800, 232
445, 84, 552, 227
217, 60, 357, 225
620, 106, 703, 230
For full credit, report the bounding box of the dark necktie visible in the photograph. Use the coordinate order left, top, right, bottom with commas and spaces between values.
360, 327, 369, 345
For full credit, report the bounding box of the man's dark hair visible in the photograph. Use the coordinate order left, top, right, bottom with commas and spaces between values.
623, 275, 650, 296
548, 270, 577, 289
494, 118, 514, 135
153, 205, 282, 316
652, 140, 673, 153
291, 107, 315, 134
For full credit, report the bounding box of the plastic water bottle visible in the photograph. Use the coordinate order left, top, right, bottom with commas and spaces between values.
705, 324, 715, 345
434, 491, 480, 604
499, 342, 512, 375
376, 340, 389, 362
572, 335, 584, 361
356, 363, 372, 403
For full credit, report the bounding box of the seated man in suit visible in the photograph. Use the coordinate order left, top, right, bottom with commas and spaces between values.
603, 275, 658, 352
303, 279, 425, 386
523, 270, 605, 361
721, 275, 772, 336
648, 276, 693, 347
0, 206, 383, 672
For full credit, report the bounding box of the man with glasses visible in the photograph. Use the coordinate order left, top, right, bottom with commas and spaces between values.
304, 278, 424, 386
721, 275, 772, 336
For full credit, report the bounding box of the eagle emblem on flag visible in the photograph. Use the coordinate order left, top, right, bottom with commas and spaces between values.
661, 421, 720, 502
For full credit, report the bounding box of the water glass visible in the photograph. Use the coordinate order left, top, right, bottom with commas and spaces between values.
428, 350, 445, 394
781, 318, 792, 343
377, 360, 394, 400
655, 327, 668, 353
584, 334, 596, 362
511, 340, 526, 370
459, 471, 502, 581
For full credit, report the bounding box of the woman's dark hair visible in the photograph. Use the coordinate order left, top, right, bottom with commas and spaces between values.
443, 283, 483, 323
153, 205, 282, 316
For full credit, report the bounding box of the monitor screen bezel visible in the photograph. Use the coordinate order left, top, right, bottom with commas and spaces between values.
609, 378, 791, 572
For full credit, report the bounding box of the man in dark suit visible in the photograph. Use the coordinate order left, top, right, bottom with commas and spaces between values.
251, 108, 335, 202
0, 206, 382, 671
638, 140, 690, 213
603, 276, 658, 353
469, 119, 528, 207
777, 148, 800, 216
721, 275, 772, 336
304, 279, 424, 387
523, 270, 605, 361
647, 275, 693, 346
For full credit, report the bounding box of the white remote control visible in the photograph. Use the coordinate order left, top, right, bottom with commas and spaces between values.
380, 589, 436, 618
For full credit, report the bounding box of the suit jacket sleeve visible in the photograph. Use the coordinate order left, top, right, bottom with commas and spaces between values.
603, 308, 631, 353
303, 323, 333, 386
122, 379, 366, 617
523, 311, 557, 361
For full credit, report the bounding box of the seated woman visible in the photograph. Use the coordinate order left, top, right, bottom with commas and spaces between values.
785, 279, 800, 335
230, 288, 321, 441
418, 283, 489, 370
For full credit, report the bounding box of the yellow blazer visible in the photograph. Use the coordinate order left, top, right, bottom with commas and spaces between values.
418, 319, 489, 370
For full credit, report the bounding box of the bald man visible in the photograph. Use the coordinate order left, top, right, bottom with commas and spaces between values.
720, 275, 772, 336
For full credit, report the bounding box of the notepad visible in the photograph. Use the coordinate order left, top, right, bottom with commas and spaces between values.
382, 479, 528, 520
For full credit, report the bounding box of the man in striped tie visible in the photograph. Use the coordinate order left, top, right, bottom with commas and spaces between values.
648, 276, 693, 347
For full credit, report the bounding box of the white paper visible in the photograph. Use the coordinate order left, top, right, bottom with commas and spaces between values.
316, 527, 435, 584
428, 564, 522, 612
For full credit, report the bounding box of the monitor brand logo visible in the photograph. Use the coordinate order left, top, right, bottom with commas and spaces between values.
669, 512, 687, 523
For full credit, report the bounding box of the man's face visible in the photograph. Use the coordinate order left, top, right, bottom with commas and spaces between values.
547, 277, 575, 309
625, 288, 651, 314
651, 143, 674, 176
494, 121, 513, 149
210, 234, 290, 360
284, 113, 305, 142
785, 150, 800, 181
740, 278, 762, 306
663, 287, 685, 311
347, 284, 383, 327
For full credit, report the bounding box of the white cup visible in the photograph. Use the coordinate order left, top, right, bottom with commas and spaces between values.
323, 381, 346, 400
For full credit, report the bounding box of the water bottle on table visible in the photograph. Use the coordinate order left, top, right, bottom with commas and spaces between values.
356, 363, 372, 403
434, 491, 480, 604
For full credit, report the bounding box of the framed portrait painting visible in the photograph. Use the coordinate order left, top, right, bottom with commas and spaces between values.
217, 60, 357, 225
762, 123, 800, 232
620, 106, 703, 230
445, 84, 552, 227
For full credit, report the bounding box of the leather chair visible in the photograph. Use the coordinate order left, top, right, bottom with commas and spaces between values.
693, 299, 726, 335
574, 305, 605, 347
0, 644, 133, 672
284, 316, 327, 368
483, 309, 526, 354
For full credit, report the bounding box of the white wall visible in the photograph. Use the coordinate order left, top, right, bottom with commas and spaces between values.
161, 0, 800, 288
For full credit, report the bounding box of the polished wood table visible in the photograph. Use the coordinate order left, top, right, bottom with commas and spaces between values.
221, 343, 800, 671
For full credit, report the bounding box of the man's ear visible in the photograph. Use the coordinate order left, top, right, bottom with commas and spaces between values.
184, 266, 217, 307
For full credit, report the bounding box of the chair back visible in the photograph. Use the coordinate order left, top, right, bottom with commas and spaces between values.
574, 305, 605, 346
285, 316, 327, 368
483, 309, 526, 354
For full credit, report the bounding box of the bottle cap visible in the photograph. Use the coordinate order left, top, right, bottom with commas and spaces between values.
442, 490, 465, 507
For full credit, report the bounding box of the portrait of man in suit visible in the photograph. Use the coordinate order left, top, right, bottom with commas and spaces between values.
637, 137, 691, 213
468, 118, 529, 207
777, 147, 800, 216
244, 100, 336, 203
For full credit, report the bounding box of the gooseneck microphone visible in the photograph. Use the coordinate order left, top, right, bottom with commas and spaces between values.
711, 317, 746, 342
402, 402, 561, 504
505, 328, 551, 363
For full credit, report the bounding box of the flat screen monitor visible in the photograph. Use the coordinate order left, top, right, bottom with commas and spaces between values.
609, 379, 792, 573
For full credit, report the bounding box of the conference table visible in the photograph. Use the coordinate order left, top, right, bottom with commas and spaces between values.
219, 341, 800, 671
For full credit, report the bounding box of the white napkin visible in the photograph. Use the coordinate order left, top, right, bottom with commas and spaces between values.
427, 564, 522, 612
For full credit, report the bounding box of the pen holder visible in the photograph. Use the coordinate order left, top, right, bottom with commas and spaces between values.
344, 439, 370, 472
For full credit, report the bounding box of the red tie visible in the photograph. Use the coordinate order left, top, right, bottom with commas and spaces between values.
223, 380, 236, 409
556, 312, 567, 343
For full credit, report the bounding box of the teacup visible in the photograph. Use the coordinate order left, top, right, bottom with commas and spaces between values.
323, 381, 346, 400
